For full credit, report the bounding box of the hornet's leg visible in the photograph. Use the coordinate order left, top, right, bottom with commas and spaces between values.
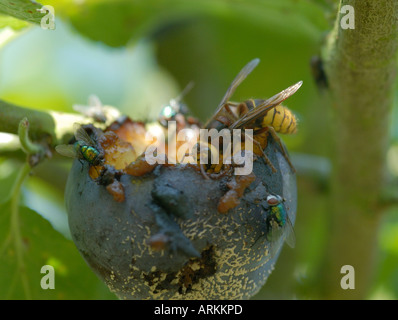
200, 163, 210, 180
243, 132, 277, 173
267, 126, 296, 173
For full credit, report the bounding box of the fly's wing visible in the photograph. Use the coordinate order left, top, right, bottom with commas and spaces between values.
174, 81, 195, 105
267, 227, 277, 258
266, 219, 281, 258
204, 58, 260, 128
166, 82, 195, 118
55, 144, 77, 158
73, 95, 100, 114
73, 123, 95, 147
73, 95, 107, 123
267, 225, 282, 258
87, 94, 102, 107
269, 243, 279, 259
284, 215, 296, 248
230, 81, 303, 129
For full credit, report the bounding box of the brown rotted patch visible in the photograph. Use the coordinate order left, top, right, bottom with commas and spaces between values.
178, 245, 217, 294
124, 154, 157, 177
142, 270, 178, 295
217, 173, 256, 213
105, 117, 148, 156
106, 180, 125, 202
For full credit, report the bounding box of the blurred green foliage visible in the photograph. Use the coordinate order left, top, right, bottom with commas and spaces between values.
0, 0, 397, 299
0, 0, 46, 25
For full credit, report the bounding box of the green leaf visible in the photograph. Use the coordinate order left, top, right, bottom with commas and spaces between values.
0, 13, 28, 29
43, 0, 328, 47
0, 205, 116, 299
0, 0, 47, 25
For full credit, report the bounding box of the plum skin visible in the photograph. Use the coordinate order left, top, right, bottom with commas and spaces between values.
65, 138, 297, 300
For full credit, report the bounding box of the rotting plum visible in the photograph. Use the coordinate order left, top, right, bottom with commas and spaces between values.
65, 121, 296, 300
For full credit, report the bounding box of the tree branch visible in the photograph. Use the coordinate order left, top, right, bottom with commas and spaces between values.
0, 99, 57, 141
318, 0, 398, 299
0, 99, 99, 146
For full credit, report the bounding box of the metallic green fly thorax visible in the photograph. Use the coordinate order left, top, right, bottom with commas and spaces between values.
270, 203, 286, 227
75, 142, 100, 164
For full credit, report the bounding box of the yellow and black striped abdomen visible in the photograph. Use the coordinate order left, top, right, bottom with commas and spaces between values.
262, 105, 297, 134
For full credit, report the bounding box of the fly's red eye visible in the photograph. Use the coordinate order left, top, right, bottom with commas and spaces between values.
267, 196, 279, 206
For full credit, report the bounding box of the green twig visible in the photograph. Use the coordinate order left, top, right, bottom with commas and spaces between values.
0, 100, 57, 142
